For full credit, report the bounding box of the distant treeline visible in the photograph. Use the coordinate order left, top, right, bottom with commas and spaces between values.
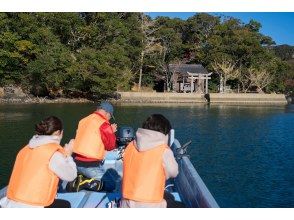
0, 13, 293, 99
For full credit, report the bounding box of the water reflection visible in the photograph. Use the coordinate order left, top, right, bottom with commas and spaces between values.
285, 104, 294, 113
0, 112, 31, 120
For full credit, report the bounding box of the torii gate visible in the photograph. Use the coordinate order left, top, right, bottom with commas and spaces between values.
187, 72, 212, 94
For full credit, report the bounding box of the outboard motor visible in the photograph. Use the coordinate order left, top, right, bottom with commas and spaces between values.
116, 126, 135, 148
116, 126, 135, 160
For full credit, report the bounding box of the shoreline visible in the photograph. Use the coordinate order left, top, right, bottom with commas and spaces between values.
0, 92, 291, 106
0, 97, 94, 104
115, 92, 289, 106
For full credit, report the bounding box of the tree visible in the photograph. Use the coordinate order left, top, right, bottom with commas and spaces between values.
273, 44, 294, 61
27, 27, 73, 97
212, 58, 240, 93
150, 16, 185, 91
0, 31, 37, 86
137, 13, 163, 91
183, 13, 220, 64
0, 12, 292, 98
246, 68, 273, 93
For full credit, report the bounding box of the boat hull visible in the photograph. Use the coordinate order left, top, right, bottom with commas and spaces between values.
173, 140, 219, 207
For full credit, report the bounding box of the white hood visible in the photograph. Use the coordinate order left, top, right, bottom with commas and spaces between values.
28, 135, 61, 148
135, 128, 169, 152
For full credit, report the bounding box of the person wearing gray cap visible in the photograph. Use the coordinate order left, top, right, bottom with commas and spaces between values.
72, 101, 118, 192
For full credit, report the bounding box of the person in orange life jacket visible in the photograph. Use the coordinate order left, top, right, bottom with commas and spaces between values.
0, 116, 77, 208
121, 114, 179, 208
73, 101, 117, 192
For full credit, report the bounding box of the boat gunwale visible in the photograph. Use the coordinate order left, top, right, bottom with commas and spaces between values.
172, 139, 219, 208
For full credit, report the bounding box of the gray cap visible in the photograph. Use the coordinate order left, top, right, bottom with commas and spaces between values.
98, 101, 114, 118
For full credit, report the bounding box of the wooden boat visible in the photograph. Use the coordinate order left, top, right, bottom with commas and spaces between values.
0, 131, 219, 208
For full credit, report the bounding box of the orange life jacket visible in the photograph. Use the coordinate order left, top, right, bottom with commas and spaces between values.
7, 143, 66, 206
73, 113, 106, 160
122, 141, 167, 203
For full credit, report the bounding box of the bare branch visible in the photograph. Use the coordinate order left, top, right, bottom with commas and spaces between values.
212, 58, 240, 92
247, 68, 273, 93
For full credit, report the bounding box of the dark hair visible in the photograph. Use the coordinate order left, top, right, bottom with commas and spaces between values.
142, 114, 172, 135
35, 116, 63, 135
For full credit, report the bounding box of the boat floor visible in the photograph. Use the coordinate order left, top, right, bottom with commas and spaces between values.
56, 191, 182, 208
56, 150, 182, 208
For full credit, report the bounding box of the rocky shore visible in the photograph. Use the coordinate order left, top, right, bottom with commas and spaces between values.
0, 86, 93, 104
0, 97, 93, 104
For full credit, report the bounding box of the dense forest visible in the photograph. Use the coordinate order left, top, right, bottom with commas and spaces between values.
0, 12, 293, 100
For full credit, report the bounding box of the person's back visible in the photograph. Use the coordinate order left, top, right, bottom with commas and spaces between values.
72, 101, 118, 192
121, 114, 179, 208
74, 113, 107, 160
0, 116, 77, 208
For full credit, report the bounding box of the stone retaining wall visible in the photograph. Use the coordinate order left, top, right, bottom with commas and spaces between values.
209, 93, 287, 104
117, 92, 288, 105
117, 92, 206, 103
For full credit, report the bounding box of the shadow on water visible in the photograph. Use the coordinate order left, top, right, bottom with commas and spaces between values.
0, 103, 293, 207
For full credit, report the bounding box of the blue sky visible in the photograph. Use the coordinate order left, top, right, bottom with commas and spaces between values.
146, 12, 294, 46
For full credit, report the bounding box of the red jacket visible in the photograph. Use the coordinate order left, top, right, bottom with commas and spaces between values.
74, 112, 116, 162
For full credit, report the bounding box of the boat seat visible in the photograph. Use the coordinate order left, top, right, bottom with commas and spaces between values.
171, 192, 182, 202
56, 192, 87, 208
105, 151, 120, 160
83, 192, 122, 208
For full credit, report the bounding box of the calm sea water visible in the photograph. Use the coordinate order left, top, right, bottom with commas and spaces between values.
0, 103, 293, 207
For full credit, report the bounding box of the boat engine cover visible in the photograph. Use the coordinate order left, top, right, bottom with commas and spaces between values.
116, 126, 135, 147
